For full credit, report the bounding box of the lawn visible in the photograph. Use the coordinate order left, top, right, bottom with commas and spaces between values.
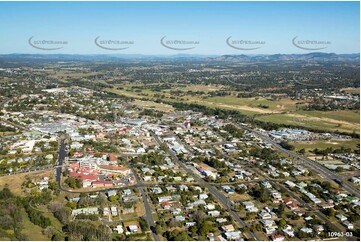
297, 110, 360, 124
293, 139, 360, 152
205, 96, 299, 112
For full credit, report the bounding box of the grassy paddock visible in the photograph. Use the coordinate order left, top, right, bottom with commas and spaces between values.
0, 169, 50, 196
293, 139, 360, 152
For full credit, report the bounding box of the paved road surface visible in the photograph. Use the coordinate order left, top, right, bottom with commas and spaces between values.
56, 138, 67, 189
131, 165, 160, 241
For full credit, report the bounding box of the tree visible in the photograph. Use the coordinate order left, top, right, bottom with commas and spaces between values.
278, 218, 287, 228
54, 207, 71, 224
174, 231, 191, 241
198, 220, 213, 236
108, 195, 117, 202
280, 141, 295, 151
323, 208, 335, 217
155, 224, 163, 234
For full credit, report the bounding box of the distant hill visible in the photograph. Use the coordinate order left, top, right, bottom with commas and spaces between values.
0, 53, 359, 64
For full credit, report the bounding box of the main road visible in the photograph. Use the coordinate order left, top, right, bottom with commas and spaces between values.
241, 126, 360, 197
152, 132, 260, 241
56, 138, 67, 189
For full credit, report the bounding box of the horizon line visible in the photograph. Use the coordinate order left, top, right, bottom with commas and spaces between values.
0, 52, 360, 56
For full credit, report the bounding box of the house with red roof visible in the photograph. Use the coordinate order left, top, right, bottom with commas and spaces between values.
68, 163, 80, 172
73, 151, 84, 158
271, 234, 285, 241
108, 153, 117, 162
161, 201, 171, 210
287, 203, 299, 210
92, 181, 114, 188
283, 198, 292, 205
69, 172, 98, 182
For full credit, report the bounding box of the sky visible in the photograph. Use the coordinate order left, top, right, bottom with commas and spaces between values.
0, 1, 359, 55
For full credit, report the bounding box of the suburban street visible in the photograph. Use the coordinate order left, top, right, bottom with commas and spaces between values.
130, 164, 160, 241
151, 132, 261, 241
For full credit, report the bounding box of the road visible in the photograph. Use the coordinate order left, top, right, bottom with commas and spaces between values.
130, 165, 160, 241
242, 126, 360, 197
152, 132, 260, 241
0, 164, 54, 177
56, 138, 67, 189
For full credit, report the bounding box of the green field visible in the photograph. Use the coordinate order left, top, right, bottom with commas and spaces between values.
293, 138, 360, 152
296, 110, 360, 123
255, 111, 360, 134
205, 96, 298, 112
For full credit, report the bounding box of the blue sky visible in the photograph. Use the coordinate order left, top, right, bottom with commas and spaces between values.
0, 1, 359, 55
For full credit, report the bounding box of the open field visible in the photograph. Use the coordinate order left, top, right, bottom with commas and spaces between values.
293, 138, 360, 152
205, 96, 299, 112
170, 84, 224, 92
130, 100, 174, 112
135, 202, 146, 217
0, 169, 51, 196
255, 111, 360, 134
106, 87, 146, 99
296, 110, 360, 124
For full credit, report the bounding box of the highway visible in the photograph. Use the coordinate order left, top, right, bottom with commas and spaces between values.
242, 126, 360, 197
152, 132, 260, 241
